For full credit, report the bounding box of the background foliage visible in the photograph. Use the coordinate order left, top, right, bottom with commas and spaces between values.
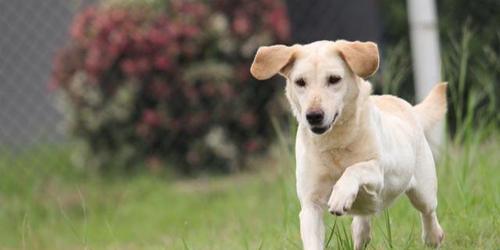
51, 0, 290, 174
379, 0, 499, 135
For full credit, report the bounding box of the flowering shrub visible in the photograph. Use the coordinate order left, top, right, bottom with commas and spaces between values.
51, 0, 290, 173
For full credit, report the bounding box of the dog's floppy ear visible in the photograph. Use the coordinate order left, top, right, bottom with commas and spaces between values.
335, 40, 379, 78
250, 45, 297, 80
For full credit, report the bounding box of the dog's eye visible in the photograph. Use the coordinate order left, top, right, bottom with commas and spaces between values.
328, 75, 341, 85
295, 78, 306, 87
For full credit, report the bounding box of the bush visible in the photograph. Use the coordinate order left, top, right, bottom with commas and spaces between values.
51, 0, 290, 174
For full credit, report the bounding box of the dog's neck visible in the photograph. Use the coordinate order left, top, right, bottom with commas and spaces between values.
304, 79, 373, 152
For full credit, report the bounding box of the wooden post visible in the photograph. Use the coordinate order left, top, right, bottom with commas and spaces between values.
407, 0, 445, 153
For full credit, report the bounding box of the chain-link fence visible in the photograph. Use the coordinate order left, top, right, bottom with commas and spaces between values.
0, 1, 91, 147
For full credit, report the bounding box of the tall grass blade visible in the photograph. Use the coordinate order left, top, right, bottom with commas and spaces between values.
325, 217, 338, 248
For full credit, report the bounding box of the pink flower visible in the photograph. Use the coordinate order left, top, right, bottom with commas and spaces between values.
142, 109, 162, 127
135, 57, 151, 75
131, 33, 149, 54
153, 55, 172, 71
109, 30, 128, 52
110, 9, 127, 23
70, 7, 96, 41
232, 14, 251, 36
148, 28, 170, 47
182, 25, 200, 38
94, 15, 114, 38
182, 2, 208, 18
120, 59, 137, 77
167, 23, 181, 38
70, 18, 86, 41
265, 7, 290, 41
107, 45, 122, 61
84, 46, 106, 78
150, 79, 171, 99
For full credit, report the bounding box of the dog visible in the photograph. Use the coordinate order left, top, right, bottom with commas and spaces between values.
250, 40, 446, 250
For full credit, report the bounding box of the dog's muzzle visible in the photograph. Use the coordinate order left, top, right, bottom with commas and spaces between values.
310, 112, 338, 135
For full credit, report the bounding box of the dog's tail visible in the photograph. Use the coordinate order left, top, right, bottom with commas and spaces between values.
413, 82, 448, 133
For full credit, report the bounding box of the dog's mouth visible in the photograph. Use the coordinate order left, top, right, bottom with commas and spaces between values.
311, 126, 329, 134
310, 112, 339, 135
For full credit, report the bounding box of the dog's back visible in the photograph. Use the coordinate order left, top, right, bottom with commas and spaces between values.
371, 94, 416, 127
371, 83, 447, 136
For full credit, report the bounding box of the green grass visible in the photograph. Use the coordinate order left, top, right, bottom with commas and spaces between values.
0, 132, 499, 249
1, 25, 498, 250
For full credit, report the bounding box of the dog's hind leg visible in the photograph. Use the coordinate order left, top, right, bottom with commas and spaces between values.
352, 215, 371, 250
406, 143, 444, 248
406, 190, 444, 248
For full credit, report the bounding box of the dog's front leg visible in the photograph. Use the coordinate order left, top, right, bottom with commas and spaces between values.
299, 202, 325, 250
327, 160, 382, 216
296, 162, 330, 250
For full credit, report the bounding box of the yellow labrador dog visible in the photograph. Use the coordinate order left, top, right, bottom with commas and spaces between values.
250, 40, 446, 250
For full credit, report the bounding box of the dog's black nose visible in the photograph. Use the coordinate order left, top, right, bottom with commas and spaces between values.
306, 110, 324, 125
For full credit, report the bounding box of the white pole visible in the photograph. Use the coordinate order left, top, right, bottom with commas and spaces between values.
407, 0, 444, 152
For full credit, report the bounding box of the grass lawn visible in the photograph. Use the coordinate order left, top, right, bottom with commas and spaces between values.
0, 133, 499, 249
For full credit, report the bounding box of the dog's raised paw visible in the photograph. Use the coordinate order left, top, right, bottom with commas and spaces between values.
327, 185, 358, 216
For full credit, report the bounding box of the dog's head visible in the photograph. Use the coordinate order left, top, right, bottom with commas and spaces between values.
250, 40, 379, 135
